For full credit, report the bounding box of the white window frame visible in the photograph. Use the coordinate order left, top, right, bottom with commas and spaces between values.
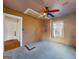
51, 21, 64, 38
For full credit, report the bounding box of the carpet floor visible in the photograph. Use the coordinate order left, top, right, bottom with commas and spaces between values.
4, 41, 76, 59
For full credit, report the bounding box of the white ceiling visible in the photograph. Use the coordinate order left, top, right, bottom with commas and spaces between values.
4, 0, 76, 17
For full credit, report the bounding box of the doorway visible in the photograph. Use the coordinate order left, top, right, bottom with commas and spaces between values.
4, 13, 23, 46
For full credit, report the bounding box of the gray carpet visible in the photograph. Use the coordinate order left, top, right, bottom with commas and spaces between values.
4, 41, 76, 59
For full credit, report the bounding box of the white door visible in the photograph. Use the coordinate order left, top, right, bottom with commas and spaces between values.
4, 13, 23, 46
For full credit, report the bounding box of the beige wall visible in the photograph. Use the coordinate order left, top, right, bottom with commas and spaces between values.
42, 13, 76, 47
4, 6, 44, 45
23, 15, 44, 44
4, 6, 76, 47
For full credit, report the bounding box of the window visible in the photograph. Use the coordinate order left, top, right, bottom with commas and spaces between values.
52, 21, 64, 38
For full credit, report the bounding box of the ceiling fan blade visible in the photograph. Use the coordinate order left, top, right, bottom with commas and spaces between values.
49, 9, 60, 12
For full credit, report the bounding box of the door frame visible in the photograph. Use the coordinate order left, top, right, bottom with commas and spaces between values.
4, 13, 23, 47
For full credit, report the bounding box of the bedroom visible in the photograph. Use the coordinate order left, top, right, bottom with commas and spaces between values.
3, 0, 76, 59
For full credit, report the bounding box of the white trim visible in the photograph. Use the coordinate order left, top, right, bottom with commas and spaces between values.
24, 8, 41, 15
50, 20, 52, 39
4, 13, 23, 47
18, 17, 23, 46
4, 13, 22, 19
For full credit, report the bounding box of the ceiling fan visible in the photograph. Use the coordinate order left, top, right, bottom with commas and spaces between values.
24, 7, 60, 20
39, 0, 60, 18
40, 6, 60, 18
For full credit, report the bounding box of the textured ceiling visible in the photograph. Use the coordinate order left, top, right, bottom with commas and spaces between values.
4, 0, 76, 17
